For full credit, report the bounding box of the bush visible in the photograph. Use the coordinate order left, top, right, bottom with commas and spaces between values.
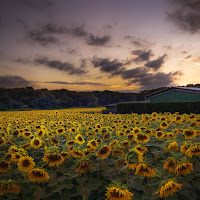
117, 101, 200, 114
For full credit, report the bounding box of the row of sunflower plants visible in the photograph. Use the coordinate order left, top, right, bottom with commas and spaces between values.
0, 108, 200, 199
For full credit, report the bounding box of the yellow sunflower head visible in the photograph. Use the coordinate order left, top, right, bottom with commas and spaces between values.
43, 152, 64, 166
17, 156, 35, 173
135, 133, 150, 143
183, 129, 197, 139
156, 180, 182, 198
0, 180, 20, 196
30, 137, 42, 149
105, 185, 134, 200
0, 160, 11, 173
75, 159, 92, 174
135, 163, 155, 178
175, 162, 193, 176
75, 134, 85, 144
96, 145, 112, 159
28, 168, 49, 183
70, 149, 85, 159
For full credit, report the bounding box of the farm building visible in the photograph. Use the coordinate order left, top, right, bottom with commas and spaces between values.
146, 87, 200, 102
103, 100, 149, 113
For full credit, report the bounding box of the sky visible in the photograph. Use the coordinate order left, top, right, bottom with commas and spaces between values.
1, 0, 200, 92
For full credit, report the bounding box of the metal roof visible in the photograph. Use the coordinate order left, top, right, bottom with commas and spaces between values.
146, 87, 200, 98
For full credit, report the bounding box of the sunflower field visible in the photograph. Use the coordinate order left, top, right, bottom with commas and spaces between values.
1, 108, 200, 200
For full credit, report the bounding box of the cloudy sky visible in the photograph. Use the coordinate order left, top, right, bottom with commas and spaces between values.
1, 0, 200, 92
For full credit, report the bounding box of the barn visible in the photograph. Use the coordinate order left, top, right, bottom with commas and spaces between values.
146, 87, 200, 102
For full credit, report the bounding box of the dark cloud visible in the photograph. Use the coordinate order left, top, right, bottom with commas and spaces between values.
126, 71, 182, 90
167, 0, 200, 33
0, 75, 31, 88
131, 50, 144, 56
91, 57, 125, 76
145, 54, 167, 71
44, 81, 108, 86
71, 24, 88, 37
60, 48, 79, 55
119, 65, 182, 90
121, 67, 149, 79
124, 35, 155, 47
132, 50, 152, 62
34, 56, 86, 75
181, 51, 187, 54
86, 34, 111, 46
184, 55, 191, 59
26, 30, 59, 46
39, 23, 67, 34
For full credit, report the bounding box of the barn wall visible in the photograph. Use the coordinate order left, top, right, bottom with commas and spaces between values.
149, 89, 200, 102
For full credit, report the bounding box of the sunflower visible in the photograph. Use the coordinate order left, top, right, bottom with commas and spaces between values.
61, 151, 70, 160
28, 168, 49, 183
96, 138, 103, 145
163, 159, 177, 172
103, 133, 112, 141
180, 142, 190, 154
164, 141, 179, 152
112, 148, 125, 156
75, 134, 85, 144
116, 159, 127, 169
87, 139, 98, 150
3, 153, 12, 162
12, 130, 20, 137
109, 140, 119, 148
96, 145, 112, 159
50, 137, 59, 145
160, 121, 169, 129
135, 133, 150, 143
188, 114, 196, 121
70, 128, 76, 134
105, 186, 134, 200
132, 127, 141, 135
128, 162, 137, 170
11, 153, 22, 163
133, 145, 148, 154
174, 115, 183, 123
17, 156, 35, 173
119, 140, 130, 148
0, 137, 5, 146
30, 137, 42, 149
36, 130, 45, 138
23, 131, 32, 139
70, 149, 85, 159
186, 144, 200, 157
0, 181, 20, 196
135, 163, 155, 178
66, 140, 76, 147
175, 162, 193, 176
183, 129, 197, 139
57, 128, 64, 134
127, 133, 134, 141
155, 180, 182, 198
156, 131, 164, 139
151, 112, 158, 119
43, 152, 64, 166
75, 159, 92, 173
0, 161, 11, 173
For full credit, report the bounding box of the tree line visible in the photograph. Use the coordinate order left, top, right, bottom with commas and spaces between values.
0, 87, 144, 111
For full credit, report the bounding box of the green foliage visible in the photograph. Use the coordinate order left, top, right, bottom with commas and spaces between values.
0, 87, 143, 111
118, 101, 200, 114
